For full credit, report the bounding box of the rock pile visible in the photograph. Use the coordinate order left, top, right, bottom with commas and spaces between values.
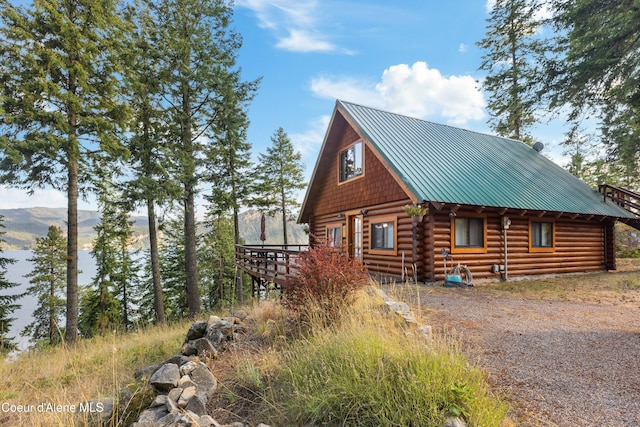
130, 311, 269, 427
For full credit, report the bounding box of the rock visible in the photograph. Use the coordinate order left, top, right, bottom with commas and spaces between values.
184, 395, 207, 416
180, 361, 199, 376
256, 424, 272, 427
186, 321, 209, 341
181, 341, 198, 357
194, 337, 219, 359
443, 416, 467, 427
149, 363, 180, 392
149, 394, 168, 408
137, 406, 168, 423
178, 375, 197, 389
134, 364, 160, 380
167, 387, 183, 404
164, 354, 193, 367
230, 310, 248, 320
417, 325, 433, 342
207, 315, 221, 326
190, 363, 218, 398
166, 396, 180, 414
178, 386, 197, 408
197, 415, 217, 427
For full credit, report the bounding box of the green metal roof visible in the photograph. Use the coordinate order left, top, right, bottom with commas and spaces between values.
338, 100, 636, 218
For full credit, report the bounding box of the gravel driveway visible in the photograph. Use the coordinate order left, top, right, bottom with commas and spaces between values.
397, 286, 640, 426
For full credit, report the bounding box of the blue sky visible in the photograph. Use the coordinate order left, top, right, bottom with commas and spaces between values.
1, 0, 570, 211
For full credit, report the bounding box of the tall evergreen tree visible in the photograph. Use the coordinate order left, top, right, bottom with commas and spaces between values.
157, 214, 189, 322
545, 0, 640, 186
22, 225, 67, 347
151, 0, 259, 316
477, 0, 547, 143
122, 0, 180, 326
81, 170, 140, 336
199, 209, 236, 309
0, 214, 21, 354
253, 127, 306, 246
0, 0, 129, 344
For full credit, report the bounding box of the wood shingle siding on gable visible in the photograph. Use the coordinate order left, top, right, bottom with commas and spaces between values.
307, 114, 407, 218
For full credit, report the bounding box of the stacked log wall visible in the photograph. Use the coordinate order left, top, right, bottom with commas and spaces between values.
430, 209, 606, 281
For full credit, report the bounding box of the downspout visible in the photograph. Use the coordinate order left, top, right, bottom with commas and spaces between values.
503, 226, 509, 280
502, 216, 511, 280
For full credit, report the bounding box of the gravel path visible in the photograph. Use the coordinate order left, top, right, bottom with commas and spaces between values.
400, 287, 640, 426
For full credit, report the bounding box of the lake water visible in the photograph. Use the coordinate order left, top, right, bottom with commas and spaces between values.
3, 250, 97, 350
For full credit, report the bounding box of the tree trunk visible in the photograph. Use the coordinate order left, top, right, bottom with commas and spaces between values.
64, 148, 79, 345
281, 187, 288, 246
184, 193, 200, 316
147, 200, 165, 324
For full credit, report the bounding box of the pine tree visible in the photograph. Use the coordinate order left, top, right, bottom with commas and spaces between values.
0, 214, 21, 354
157, 214, 189, 322
150, 0, 259, 317
22, 225, 67, 347
477, 0, 547, 144
199, 209, 236, 309
0, 0, 130, 345
545, 0, 640, 187
121, 0, 181, 325
253, 128, 306, 245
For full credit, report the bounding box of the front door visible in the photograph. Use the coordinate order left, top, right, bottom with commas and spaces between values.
348, 214, 363, 259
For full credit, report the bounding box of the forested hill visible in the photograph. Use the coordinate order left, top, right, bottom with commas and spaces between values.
0, 207, 307, 250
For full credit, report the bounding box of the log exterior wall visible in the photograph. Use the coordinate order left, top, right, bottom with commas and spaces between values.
430, 208, 608, 281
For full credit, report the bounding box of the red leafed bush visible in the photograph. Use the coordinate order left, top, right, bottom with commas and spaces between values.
282, 243, 368, 324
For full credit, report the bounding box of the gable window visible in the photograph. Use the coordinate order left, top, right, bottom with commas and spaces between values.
451, 216, 487, 253
339, 141, 363, 182
326, 224, 342, 248
530, 220, 555, 252
370, 216, 397, 255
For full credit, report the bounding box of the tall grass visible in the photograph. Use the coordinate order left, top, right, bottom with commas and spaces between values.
0, 320, 191, 426
263, 289, 509, 426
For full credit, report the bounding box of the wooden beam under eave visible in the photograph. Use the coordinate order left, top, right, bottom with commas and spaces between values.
474, 206, 486, 214
498, 208, 508, 215
519, 210, 528, 216
585, 214, 594, 221
451, 204, 461, 213
430, 201, 444, 211
536, 211, 547, 218
569, 213, 579, 219
554, 212, 564, 219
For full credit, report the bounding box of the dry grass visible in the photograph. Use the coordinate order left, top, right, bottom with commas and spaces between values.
477, 258, 640, 306
0, 320, 191, 426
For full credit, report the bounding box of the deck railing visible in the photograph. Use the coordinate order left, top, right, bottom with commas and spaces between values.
235, 244, 309, 287
599, 184, 640, 214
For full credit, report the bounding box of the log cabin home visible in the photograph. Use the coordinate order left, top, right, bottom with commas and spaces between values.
296, 100, 640, 282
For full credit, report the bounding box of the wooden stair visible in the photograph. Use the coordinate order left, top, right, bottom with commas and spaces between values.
599, 184, 640, 230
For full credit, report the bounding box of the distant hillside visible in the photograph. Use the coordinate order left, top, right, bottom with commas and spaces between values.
0, 207, 307, 250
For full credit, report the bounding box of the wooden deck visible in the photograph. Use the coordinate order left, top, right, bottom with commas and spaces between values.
599, 184, 640, 230
235, 244, 309, 292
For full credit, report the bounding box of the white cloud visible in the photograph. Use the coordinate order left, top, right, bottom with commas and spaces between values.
276, 29, 335, 53
458, 43, 468, 53
311, 61, 485, 125
290, 115, 331, 161
236, 0, 343, 53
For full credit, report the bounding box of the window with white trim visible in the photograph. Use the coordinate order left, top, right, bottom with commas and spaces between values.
339, 141, 363, 182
